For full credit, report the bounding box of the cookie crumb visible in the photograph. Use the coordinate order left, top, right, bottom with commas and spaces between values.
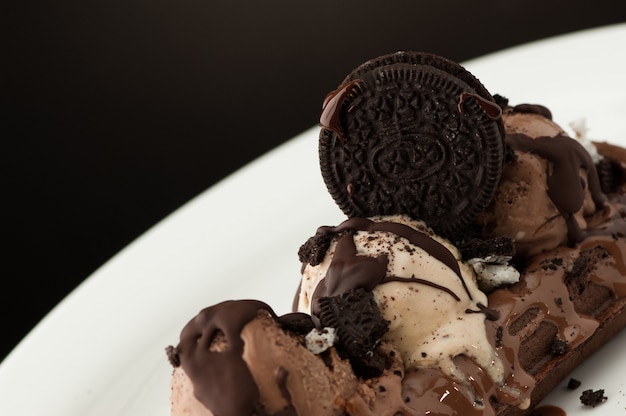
580, 389, 607, 407
165, 345, 180, 367
567, 378, 581, 390
305, 327, 337, 354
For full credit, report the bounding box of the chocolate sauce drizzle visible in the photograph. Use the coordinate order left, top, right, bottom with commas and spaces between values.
506, 133, 606, 245
458, 92, 503, 120
319, 80, 361, 142
309, 218, 474, 319
173, 300, 275, 416
466, 303, 501, 321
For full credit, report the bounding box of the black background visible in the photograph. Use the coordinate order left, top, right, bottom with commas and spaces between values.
2, 1, 624, 362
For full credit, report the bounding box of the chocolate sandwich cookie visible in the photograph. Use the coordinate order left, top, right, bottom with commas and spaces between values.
317, 288, 389, 378
319, 51, 505, 238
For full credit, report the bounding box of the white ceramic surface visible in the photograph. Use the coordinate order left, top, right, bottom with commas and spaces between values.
1, 22, 625, 415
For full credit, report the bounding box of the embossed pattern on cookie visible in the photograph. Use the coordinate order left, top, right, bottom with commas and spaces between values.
319, 51, 505, 239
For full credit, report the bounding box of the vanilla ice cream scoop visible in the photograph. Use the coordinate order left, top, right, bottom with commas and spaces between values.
296, 215, 504, 387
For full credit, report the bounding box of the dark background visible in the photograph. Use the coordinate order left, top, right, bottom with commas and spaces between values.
2, 1, 624, 362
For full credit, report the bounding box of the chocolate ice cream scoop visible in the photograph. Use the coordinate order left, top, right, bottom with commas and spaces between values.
476, 104, 606, 258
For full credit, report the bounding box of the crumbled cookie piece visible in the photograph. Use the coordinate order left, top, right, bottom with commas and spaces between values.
567, 378, 581, 390
580, 389, 607, 407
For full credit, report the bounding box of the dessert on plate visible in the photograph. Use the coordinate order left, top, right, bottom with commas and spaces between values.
166, 51, 626, 415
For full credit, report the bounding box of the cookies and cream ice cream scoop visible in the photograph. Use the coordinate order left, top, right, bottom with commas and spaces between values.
296, 215, 506, 389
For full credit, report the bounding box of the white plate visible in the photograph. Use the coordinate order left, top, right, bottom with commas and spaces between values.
2, 23, 626, 416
